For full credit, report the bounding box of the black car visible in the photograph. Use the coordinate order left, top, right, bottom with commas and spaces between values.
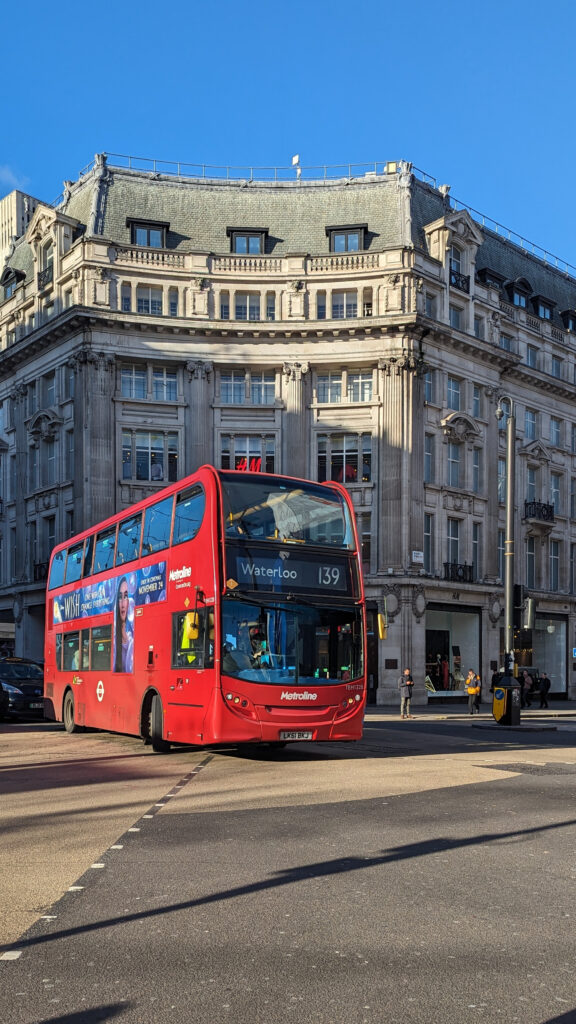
0, 658, 45, 717
0, 680, 8, 719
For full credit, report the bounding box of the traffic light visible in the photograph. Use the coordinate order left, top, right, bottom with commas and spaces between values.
513, 584, 524, 629
522, 597, 535, 630
513, 585, 535, 630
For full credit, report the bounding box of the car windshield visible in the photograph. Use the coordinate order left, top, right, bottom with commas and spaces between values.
221, 597, 363, 685
0, 661, 43, 681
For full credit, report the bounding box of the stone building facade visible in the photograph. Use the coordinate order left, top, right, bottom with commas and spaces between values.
1, 154, 576, 702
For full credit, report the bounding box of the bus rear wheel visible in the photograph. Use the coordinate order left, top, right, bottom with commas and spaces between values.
63, 690, 81, 734
149, 694, 171, 754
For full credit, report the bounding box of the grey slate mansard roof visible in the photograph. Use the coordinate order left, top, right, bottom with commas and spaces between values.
4, 161, 576, 323
63, 167, 409, 254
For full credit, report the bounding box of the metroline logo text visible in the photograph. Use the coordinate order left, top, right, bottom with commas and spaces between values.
280, 691, 318, 701
169, 566, 192, 582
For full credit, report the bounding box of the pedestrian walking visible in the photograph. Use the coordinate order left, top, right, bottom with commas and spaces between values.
539, 671, 551, 709
521, 669, 534, 708
466, 669, 481, 714
490, 668, 501, 694
398, 668, 415, 719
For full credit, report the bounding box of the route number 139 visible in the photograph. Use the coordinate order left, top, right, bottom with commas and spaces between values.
318, 566, 341, 586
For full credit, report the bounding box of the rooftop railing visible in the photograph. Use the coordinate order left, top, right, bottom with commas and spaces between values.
49, 152, 576, 278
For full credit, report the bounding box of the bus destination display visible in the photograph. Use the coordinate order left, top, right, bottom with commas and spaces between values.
227, 545, 353, 595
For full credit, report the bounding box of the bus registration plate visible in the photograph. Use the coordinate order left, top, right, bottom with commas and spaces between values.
280, 730, 313, 741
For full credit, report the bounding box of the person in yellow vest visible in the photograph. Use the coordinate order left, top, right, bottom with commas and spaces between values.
466, 669, 481, 714
181, 611, 200, 664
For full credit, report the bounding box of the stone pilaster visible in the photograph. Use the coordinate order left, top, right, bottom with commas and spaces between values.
282, 361, 309, 477
186, 360, 214, 472
69, 340, 115, 529
378, 342, 425, 571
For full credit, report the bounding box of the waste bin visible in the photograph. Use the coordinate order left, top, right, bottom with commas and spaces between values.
492, 677, 521, 725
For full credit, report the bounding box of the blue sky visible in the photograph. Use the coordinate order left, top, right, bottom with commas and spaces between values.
2, 0, 576, 264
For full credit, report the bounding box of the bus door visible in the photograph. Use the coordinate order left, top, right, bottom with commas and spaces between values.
167, 605, 215, 741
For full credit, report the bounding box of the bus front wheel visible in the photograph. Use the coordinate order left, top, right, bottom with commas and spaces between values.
63, 690, 81, 734
149, 694, 171, 754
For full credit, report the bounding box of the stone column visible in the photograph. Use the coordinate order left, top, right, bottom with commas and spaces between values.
484, 385, 503, 581
282, 361, 309, 478
378, 341, 425, 571
69, 340, 115, 529
186, 360, 214, 472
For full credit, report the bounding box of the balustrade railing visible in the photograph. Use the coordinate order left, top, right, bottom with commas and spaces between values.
499, 301, 516, 320
212, 256, 283, 273
443, 562, 474, 583
37, 265, 53, 290
308, 253, 379, 273
524, 500, 555, 523
449, 269, 470, 293
115, 247, 185, 267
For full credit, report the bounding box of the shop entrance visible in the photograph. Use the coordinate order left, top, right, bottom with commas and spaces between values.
425, 604, 481, 701
426, 630, 450, 691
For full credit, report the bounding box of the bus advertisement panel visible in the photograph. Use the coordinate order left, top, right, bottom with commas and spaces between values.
44, 467, 366, 751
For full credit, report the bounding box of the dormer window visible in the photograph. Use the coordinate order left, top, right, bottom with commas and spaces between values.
505, 277, 532, 308
126, 219, 169, 248
0, 267, 26, 302
449, 245, 462, 274
561, 309, 576, 332
326, 224, 367, 253
227, 228, 268, 255
448, 245, 469, 293
38, 241, 54, 290
531, 294, 555, 321
476, 268, 506, 289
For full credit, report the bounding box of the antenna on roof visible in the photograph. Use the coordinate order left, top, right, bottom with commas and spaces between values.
292, 154, 302, 180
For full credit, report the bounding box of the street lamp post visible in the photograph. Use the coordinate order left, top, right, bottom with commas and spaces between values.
496, 395, 516, 676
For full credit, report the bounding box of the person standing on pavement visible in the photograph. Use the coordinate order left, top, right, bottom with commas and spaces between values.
521, 669, 534, 708
539, 671, 551, 709
398, 668, 415, 719
466, 670, 480, 714
474, 674, 482, 713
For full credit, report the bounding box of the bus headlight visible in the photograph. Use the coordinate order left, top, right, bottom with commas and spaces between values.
223, 690, 257, 719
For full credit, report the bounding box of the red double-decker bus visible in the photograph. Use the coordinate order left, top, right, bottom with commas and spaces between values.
44, 467, 366, 751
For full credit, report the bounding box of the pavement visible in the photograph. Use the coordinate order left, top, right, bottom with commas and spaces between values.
364, 698, 576, 721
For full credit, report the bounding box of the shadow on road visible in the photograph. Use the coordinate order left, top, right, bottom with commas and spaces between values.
6, 815, 575, 955
39, 1003, 132, 1023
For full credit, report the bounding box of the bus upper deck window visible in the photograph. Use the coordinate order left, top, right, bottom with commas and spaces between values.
82, 534, 94, 577
116, 513, 142, 566
65, 542, 84, 584
93, 527, 117, 574
142, 495, 174, 555
173, 487, 205, 545
49, 550, 66, 590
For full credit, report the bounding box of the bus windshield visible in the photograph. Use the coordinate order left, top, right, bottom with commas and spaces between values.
221, 597, 363, 685
220, 473, 354, 548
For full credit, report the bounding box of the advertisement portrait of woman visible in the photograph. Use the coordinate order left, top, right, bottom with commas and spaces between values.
114, 576, 134, 673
